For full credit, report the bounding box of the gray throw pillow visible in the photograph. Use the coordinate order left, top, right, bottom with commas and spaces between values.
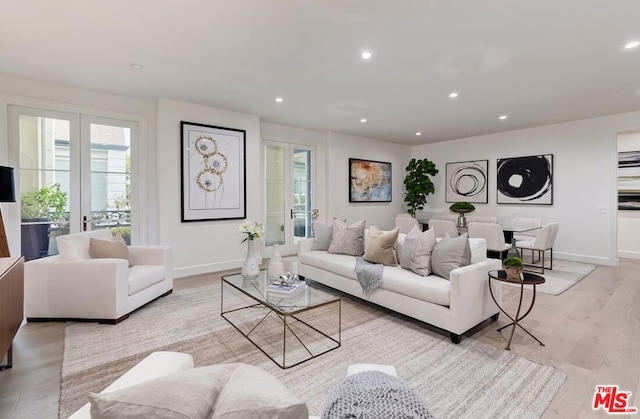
311, 220, 333, 251
430, 233, 471, 279
328, 219, 366, 256
399, 226, 437, 276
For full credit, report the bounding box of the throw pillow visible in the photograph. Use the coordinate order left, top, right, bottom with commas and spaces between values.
399, 226, 437, 276
328, 219, 366, 256
363, 225, 399, 266
430, 233, 471, 279
88, 364, 237, 419
89, 235, 131, 266
311, 220, 333, 251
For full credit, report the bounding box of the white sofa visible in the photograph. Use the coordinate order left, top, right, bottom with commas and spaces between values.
24, 230, 173, 324
298, 234, 502, 343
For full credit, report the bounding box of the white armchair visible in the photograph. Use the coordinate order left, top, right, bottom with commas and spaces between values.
24, 230, 173, 324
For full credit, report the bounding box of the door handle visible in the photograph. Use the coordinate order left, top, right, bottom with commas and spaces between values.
290, 209, 293, 219
83, 216, 88, 231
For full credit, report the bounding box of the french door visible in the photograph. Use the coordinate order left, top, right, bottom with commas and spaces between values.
9, 106, 137, 260
264, 141, 315, 255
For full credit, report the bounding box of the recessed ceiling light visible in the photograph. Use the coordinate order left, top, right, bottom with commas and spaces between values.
360, 118, 367, 123
625, 41, 640, 49
449, 92, 458, 98
131, 63, 143, 69
415, 132, 422, 136
499, 115, 507, 120
361, 51, 372, 60
275, 97, 283, 103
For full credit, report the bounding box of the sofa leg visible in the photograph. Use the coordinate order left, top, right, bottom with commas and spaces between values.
449, 333, 462, 344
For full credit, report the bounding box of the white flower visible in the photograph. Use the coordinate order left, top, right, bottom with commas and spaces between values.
239, 220, 264, 242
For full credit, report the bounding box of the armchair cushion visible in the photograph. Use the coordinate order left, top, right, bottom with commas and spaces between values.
57, 230, 113, 259
90, 235, 130, 266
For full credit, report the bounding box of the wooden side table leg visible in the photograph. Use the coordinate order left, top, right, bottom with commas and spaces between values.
0, 344, 12, 370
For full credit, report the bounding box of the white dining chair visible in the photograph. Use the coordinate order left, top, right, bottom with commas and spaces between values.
427, 219, 459, 238
511, 217, 542, 242
516, 222, 559, 273
467, 222, 511, 260
469, 215, 497, 224
441, 214, 459, 222
395, 216, 420, 234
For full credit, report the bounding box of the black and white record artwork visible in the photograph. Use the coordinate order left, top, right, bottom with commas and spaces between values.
445, 160, 488, 203
496, 154, 553, 205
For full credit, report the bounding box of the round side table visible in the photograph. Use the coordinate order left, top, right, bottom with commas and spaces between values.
488, 270, 545, 350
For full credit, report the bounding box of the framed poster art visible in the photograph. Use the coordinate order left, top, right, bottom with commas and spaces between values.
445, 159, 488, 203
180, 121, 246, 222
349, 158, 392, 202
496, 154, 553, 205
618, 150, 640, 210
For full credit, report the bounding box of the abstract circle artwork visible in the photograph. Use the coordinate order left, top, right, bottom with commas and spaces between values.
496, 154, 553, 205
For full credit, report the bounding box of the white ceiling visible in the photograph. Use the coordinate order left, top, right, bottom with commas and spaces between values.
1, 0, 640, 145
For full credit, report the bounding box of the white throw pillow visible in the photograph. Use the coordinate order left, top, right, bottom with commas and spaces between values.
56, 230, 114, 259
399, 226, 437, 276
328, 219, 366, 256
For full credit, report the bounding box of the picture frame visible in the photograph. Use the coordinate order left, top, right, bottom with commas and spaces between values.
180, 121, 246, 222
618, 150, 640, 210
445, 159, 489, 203
349, 158, 392, 202
496, 154, 553, 205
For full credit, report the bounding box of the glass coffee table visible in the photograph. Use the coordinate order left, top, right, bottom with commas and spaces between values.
221, 270, 341, 369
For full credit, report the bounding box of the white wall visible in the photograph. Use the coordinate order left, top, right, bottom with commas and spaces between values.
413, 112, 640, 266
157, 99, 262, 277
617, 131, 640, 259
326, 132, 411, 231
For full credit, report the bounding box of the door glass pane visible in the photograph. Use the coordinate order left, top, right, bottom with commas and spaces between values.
19, 116, 71, 260
89, 123, 131, 243
293, 149, 312, 239
265, 145, 285, 246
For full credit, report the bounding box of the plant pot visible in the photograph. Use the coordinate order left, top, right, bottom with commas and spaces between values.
503, 266, 523, 281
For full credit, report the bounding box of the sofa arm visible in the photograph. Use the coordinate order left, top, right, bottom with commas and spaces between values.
128, 246, 172, 267
448, 258, 502, 322
298, 238, 315, 255
24, 256, 130, 319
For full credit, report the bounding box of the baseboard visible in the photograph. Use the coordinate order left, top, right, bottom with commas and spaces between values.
617, 250, 640, 260
173, 258, 253, 278
554, 251, 613, 266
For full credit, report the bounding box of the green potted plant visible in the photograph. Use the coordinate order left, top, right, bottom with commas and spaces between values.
502, 256, 524, 280
20, 183, 68, 261
449, 201, 475, 227
403, 158, 438, 218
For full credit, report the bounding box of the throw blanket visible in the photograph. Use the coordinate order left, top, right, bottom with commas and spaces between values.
322, 371, 434, 419
354, 257, 383, 295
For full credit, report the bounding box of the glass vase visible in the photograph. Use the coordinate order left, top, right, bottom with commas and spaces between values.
507, 238, 521, 259
241, 239, 260, 281
268, 244, 285, 280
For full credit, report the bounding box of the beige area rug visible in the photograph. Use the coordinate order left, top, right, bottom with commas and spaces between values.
59, 281, 566, 419
502, 259, 597, 295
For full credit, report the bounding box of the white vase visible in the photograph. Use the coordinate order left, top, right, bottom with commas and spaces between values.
241, 239, 260, 280
268, 244, 285, 280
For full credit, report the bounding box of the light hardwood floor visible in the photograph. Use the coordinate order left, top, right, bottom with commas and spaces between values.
1, 260, 639, 418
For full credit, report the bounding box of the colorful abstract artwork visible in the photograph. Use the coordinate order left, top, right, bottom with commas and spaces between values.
181, 121, 246, 221
445, 160, 488, 203
618, 150, 640, 210
349, 158, 392, 202
497, 154, 553, 205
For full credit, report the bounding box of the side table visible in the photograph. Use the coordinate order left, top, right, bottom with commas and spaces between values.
488, 270, 545, 350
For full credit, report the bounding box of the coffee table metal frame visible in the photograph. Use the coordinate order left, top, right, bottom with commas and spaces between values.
488, 269, 545, 350
221, 271, 341, 369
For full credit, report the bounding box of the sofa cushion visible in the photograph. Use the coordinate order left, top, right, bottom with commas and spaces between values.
299, 251, 357, 280
88, 364, 236, 419
431, 233, 471, 279
212, 364, 308, 418
129, 265, 167, 295
328, 219, 365, 256
90, 235, 131, 266
363, 225, 399, 266
311, 220, 333, 251
381, 266, 450, 306
398, 226, 436, 276
57, 230, 114, 259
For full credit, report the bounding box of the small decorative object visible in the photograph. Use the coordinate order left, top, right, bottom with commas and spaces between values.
507, 239, 521, 259
267, 244, 285, 280
239, 220, 264, 280
449, 201, 475, 228
273, 271, 300, 286
502, 256, 524, 280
